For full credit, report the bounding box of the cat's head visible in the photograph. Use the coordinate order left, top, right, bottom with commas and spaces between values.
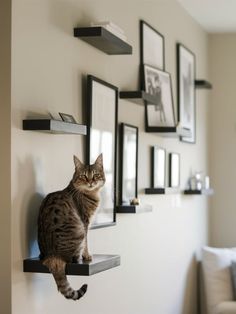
72, 154, 106, 192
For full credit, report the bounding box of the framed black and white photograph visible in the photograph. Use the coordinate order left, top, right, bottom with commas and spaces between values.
59, 112, 77, 123
144, 64, 176, 130
119, 123, 138, 205
177, 43, 196, 143
140, 20, 165, 71
169, 153, 180, 188
86, 75, 118, 228
151, 146, 166, 188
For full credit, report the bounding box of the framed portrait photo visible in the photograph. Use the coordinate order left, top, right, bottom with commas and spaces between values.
151, 146, 166, 188
177, 44, 196, 143
144, 64, 175, 130
140, 20, 165, 71
86, 75, 118, 228
169, 153, 180, 188
119, 123, 138, 205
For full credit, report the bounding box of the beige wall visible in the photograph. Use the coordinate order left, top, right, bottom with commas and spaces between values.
11, 1, 209, 313
0, 0, 11, 313
209, 34, 236, 247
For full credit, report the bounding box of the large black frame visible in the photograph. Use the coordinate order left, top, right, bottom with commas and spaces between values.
86, 75, 118, 228
119, 123, 138, 205
177, 43, 196, 143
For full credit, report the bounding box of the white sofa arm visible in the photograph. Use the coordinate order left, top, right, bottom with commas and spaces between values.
202, 247, 236, 314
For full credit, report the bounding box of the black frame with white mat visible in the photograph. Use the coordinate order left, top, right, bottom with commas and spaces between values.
116, 123, 152, 214
86, 75, 118, 228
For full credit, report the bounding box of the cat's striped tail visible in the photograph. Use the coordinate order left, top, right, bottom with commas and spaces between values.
43, 256, 87, 300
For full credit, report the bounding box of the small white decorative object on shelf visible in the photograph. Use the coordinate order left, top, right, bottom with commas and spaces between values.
189, 176, 197, 190
189, 171, 204, 190
195, 172, 202, 190
130, 198, 140, 206
90, 21, 127, 42
91, 21, 125, 34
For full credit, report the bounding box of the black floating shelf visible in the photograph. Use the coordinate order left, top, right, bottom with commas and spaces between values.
23, 119, 87, 135
146, 125, 191, 138
195, 80, 212, 89
145, 188, 180, 195
184, 188, 214, 195
74, 27, 132, 55
23, 254, 120, 276
116, 204, 152, 214
119, 90, 160, 106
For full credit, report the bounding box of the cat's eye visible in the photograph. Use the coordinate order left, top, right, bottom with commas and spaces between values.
79, 174, 87, 179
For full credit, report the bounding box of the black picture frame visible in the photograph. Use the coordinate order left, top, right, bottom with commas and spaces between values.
177, 43, 196, 143
140, 20, 165, 72
119, 123, 138, 205
59, 112, 77, 123
144, 64, 176, 130
86, 75, 118, 228
169, 153, 180, 188
151, 146, 166, 188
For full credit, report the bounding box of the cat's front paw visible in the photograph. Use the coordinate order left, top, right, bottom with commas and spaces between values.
82, 254, 92, 262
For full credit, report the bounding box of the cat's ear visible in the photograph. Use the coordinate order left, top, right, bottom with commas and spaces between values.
73, 155, 83, 170
95, 153, 103, 167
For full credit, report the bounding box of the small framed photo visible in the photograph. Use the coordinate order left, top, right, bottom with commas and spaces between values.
151, 146, 166, 188
119, 123, 138, 205
59, 112, 77, 123
169, 153, 180, 188
144, 64, 176, 129
177, 43, 196, 143
140, 20, 165, 71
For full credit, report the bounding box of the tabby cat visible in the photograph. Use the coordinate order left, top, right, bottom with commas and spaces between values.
38, 154, 105, 300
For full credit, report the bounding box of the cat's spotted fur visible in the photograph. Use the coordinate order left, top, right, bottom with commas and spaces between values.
38, 154, 105, 300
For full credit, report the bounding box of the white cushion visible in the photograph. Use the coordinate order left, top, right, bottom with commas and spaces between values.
202, 246, 236, 314
215, 302, 236, 314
